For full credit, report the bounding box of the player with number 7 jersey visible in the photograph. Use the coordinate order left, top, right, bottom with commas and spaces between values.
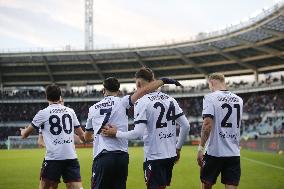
101, 68, 190, 189
20, 85, 85, 189
84, 75, 182, 189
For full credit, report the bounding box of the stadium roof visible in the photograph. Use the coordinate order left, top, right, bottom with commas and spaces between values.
0, 4, 283, 87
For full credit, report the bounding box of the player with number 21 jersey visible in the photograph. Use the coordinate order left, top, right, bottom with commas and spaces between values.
202, 90, 243, 157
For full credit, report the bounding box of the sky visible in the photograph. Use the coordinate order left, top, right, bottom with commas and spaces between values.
0, 0, 282, 51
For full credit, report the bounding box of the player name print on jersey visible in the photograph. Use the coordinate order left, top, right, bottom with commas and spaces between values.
148, 94, 170, 101
216, 96, 240, 103
94, 100, 114, 109
49, 108, 68, 114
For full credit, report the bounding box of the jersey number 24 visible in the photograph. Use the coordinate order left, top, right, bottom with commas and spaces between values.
154, 101, 176, 129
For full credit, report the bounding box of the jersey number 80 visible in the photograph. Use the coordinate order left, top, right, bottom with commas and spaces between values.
49, 114, 73, 135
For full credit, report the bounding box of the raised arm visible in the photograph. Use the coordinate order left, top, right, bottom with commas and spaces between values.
130, 78, 182, 104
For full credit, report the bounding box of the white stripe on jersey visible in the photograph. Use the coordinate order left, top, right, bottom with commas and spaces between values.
134, 91, 184, 161
31, 104, 80, 160
86, 95, 132, 158
202, 90, 243, 157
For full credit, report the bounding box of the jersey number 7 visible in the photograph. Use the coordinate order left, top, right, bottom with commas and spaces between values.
97, 108, 112, 133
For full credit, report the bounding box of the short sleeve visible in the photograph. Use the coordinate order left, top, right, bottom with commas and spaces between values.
173, 100, 184, 119
71, 109, 80, 128
31, 110, 45, 129
121, 95, 133, 109
38, 127, 42, 134
85, 108, 94, 131
134, 100, 147, 125
202, 96, 214, 119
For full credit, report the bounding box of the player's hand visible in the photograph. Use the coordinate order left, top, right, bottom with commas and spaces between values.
160, 78, 183, 87
101, 124, 117, 137
175, 149, 181, 164
20, 127, 26, 137
197, 150, 204, 167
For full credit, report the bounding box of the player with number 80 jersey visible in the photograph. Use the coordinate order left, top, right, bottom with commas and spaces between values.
32, 104, 81, 160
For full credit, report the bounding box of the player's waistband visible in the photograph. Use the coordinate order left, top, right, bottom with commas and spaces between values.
94, 149, 128, 160
101, 149, 127, 154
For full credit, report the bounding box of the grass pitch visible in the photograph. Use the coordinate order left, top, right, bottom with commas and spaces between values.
0, 146, 283, 189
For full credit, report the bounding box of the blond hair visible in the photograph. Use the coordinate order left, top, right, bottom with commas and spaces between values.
208, 73, 225, 83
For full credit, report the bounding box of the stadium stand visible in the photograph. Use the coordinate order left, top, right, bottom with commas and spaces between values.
0, 2, 283, 150
0, 89, 283, 142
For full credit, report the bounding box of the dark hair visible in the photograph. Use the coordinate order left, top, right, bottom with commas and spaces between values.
46, 84, 61, 102
135, 67, 154, 82
103, 77, 120, 92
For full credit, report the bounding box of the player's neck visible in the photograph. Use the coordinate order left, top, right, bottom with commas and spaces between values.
212, 84, 227, 92
48, 100, 60, 105
139, 81, 150, 89
104, 91, 118, 97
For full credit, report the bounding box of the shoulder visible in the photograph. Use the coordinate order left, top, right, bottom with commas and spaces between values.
135, 94, 150, 107
234, 93, 243, 103
88, 101, 102, 112
203, 93, 215, 101
37, 107, 49, 115
65, 106, 76, 114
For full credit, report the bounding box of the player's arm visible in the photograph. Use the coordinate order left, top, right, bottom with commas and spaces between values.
197, 117, 213, 166
200, 117, 213, 147
130, 78, 182, 104
103, 97, 147, 138
84, 107, 95, 142
197, 96, 214, 167
38, 134, 45, 147
23, 110, 44, 139
75, 126, 85, 143
175, 114, 190, 162
84, 131, 94, 142
102, 123, 146, 139
20, 124, 35, 139
197, 117, 213, 167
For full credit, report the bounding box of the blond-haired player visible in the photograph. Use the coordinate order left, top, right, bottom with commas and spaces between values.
197, 73, 243, 189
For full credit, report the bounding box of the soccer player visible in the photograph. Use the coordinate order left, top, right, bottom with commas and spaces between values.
84, 75, 182, 189
197, 73, 243, 189
102, 68, 190, 189
20, 85, 85, 189
37, 97, 82, 148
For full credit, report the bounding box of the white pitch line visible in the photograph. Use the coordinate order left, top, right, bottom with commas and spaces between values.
242, 157, 284, 171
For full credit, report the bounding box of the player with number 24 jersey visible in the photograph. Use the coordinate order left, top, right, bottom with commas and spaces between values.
134, 91, 186, 160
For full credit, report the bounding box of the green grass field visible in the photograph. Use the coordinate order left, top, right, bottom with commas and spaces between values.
0, 146, 283, 189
